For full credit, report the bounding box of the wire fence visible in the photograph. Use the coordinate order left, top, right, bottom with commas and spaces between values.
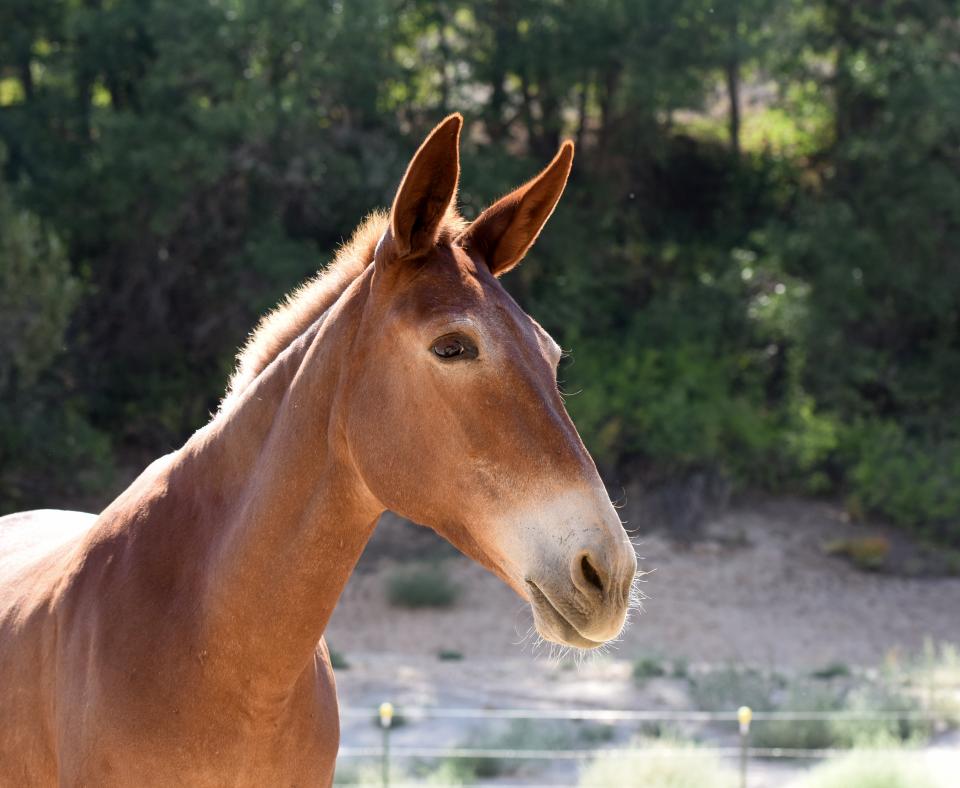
338, 743, 948, 760
336, 702, 960, 786
340, 705, 950, 722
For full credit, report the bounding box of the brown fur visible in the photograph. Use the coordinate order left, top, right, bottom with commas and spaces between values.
0, 115, 636, 786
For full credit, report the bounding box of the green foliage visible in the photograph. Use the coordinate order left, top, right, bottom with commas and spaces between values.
386, 562, 460, 609
846, 423, 960, 541
751, 683, 844, 750
830, 683, 931, 747
446, 719, 610, 781
578, 738, 738, 788
758, 679, 931, 751
0, 158, 112, 508
694, 665, 932, 750
1, 0, 958, 543
902, 640, 960, 724
811, 662, 853, 681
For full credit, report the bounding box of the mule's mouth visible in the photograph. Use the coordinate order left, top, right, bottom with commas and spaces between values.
526, 581, 605, 650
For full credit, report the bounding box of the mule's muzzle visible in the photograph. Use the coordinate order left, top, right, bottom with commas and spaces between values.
526, 541, 637, 649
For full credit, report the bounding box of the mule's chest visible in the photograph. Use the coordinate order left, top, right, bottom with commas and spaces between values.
58, 649, 341, 787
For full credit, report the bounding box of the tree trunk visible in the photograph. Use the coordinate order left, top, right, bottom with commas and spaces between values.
574, 74, 589, 152
726, 59, 741, 158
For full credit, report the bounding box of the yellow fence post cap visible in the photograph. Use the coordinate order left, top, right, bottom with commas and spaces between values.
737, 705, 752, 733
379, 702, 394, 728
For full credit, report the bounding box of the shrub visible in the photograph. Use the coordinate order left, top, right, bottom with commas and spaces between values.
789, 740, 939, 788
690, 666, 779, 713
331, 762, 378, 785
903, 640, 960, 725
751, 683, 843, 750
846, 422, 960, 541
811, 662, 853, 681
578, 738, 737, 788
823, 537, 891, 571
386, 563, 460, 609
831, 682, 931, 747
334, 760, 465, 786
633, 655, 667, 682
328, 648, 349, 670
445, 719, 608, 781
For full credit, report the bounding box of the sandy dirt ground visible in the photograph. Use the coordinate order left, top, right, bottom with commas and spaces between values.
327, 497, 960, 785
328, 497, 960, 668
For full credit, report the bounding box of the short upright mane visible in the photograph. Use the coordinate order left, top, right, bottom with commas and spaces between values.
222, 208, 466, 409
222, 212, 387, 407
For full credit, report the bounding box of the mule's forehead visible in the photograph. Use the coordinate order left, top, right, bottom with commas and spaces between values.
400, 245, 507, 319
400, 246, 561, 361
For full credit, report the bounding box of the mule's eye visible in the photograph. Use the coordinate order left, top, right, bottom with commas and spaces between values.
431, 334, 477, 361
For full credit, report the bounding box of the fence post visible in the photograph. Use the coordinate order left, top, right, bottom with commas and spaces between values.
737, 706, 752, 788
379, 702, 394, 788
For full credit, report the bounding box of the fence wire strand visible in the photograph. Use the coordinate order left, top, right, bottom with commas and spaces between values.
340, 705, 949, 722
338, 744, 946, 760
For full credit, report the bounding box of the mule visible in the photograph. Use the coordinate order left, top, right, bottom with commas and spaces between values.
0, 114, 638, 786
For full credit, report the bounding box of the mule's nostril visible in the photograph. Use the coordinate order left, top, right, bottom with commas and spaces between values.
580, 554, 604, 595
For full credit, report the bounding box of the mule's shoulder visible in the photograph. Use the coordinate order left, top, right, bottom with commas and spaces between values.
0, 509, 96, 587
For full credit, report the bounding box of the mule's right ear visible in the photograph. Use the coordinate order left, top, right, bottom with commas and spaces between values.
386, 114, 462, 259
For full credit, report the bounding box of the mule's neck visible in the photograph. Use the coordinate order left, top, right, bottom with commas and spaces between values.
174, 273, 382, 694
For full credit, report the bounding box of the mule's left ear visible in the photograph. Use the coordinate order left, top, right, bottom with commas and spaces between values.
456, 141, 573, 276
388, 113, 462, 259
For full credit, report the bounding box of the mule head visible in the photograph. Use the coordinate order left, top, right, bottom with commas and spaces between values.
345, 114, 638, 649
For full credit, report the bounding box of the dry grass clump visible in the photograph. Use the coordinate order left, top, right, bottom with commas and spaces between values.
578, 738, 737, 788
789, 738, 942, 788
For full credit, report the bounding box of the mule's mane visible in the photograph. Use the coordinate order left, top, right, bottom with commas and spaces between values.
222, 207, 466, 407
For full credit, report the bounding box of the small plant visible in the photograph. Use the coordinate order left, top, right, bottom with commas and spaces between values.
690, 666, 779, 712
751, 683, 843, 750
444, 719, 584, 780
632, 655, 667, 682
386, 562, 460, 608
671, 658, 690, 680
575, 721, 617, 744
437, 649, 463, 661
811, 661, 852, 681
945, 550, 960, 576
578, 737, 737, 788
328, 648, 349, 670
824, 536, 891, 571
334, 762, 409, 785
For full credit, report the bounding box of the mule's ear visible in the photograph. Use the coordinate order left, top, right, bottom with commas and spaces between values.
456, 141, 573, 276
388, 113, 462, 258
